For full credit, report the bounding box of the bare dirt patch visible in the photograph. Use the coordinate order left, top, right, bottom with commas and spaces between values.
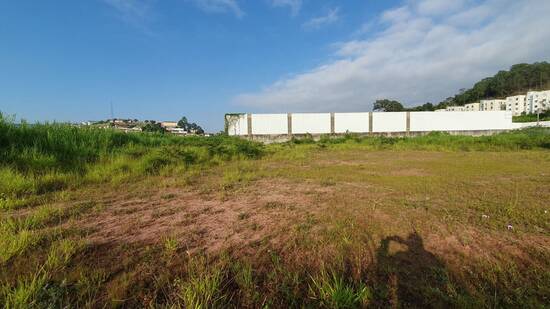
74, 178, 336, 254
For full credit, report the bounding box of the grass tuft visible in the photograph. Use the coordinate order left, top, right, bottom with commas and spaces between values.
309, 271, 371, 308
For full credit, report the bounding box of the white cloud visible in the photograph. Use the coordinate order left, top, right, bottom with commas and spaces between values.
380, 6, 411, 23
234, 0, 550, 112
415, 0, 466, 16
270, 0, 302, 16
302, 7, 340, 31
189, 0, 244, 18
102, 0, 154, 29
446, 2, 494, 27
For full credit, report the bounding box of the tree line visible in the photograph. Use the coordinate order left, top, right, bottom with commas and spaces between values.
141, 117, 204, 134
373, 62, 550, 112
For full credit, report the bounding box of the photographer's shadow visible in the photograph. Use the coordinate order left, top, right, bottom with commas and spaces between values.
371, 232, 464, 308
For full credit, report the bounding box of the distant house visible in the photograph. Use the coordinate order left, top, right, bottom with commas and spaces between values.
160, 121, 178, 129
112, 126, 142, 133
166, 127, 187, 135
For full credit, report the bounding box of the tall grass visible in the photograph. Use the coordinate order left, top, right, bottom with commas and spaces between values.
0, 113, 263, 174
0, 113, 264, 207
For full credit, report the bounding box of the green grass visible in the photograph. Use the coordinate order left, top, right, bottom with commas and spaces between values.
0, 113, 264, 209
1, 113, 550, 308
175, 257, 228, 308
309, 271, 371, 308
513, 111, 550, 122
309, 128, 550, 151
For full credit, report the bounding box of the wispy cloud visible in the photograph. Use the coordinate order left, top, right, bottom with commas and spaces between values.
188, 0, 245, 18
102, 0, 154, 30
415, 0, 466, 16
234, 0, 550, 112
270, 0, 302, 16
302, 7, 340, 31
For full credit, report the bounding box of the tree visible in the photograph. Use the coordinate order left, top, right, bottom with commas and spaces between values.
142, 122, 165, 133
373, 99, 405, 112
409, 102, 434, 111
177, 116, 205, 134
177, 117, 188, 129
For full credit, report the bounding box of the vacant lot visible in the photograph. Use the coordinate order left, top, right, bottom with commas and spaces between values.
1, 120, 549, 308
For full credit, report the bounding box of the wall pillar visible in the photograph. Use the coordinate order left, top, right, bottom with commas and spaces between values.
287, 113, 292, 137
368, 112, 373, 133
330, 112, 335, 134
406, 111, 411, 135
247, 113, 252, 138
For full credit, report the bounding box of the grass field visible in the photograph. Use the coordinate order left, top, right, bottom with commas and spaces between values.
1, 115, 550, 308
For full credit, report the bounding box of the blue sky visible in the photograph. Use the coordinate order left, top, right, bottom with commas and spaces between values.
1, 0, 550, 131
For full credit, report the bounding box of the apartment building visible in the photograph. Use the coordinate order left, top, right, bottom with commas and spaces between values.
446, 106, 465, 111
438, 89, 549, 115
526, 91, 550, 114
506, 95, 527, 116
480, 99, 506, 111
464, 102, 480, 111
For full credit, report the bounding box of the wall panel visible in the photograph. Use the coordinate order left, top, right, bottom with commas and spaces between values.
251, 114, 288, 135
291, 113, 331, 134
334, 113, 369, 133
410, 111, 512, 131
372, 112, 407, 132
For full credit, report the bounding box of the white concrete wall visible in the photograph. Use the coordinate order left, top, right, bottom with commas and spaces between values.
334, 113, 369, 133
291, 113, 331, 134
251, 114, 288, 135
410, 111, 512, 131
227, 111, 515, 136
372, 112, 407, 132
226, 114, 247, 136
511, 121, 550, 129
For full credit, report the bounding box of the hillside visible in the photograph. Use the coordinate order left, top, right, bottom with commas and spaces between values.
405, 62, 550, 111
